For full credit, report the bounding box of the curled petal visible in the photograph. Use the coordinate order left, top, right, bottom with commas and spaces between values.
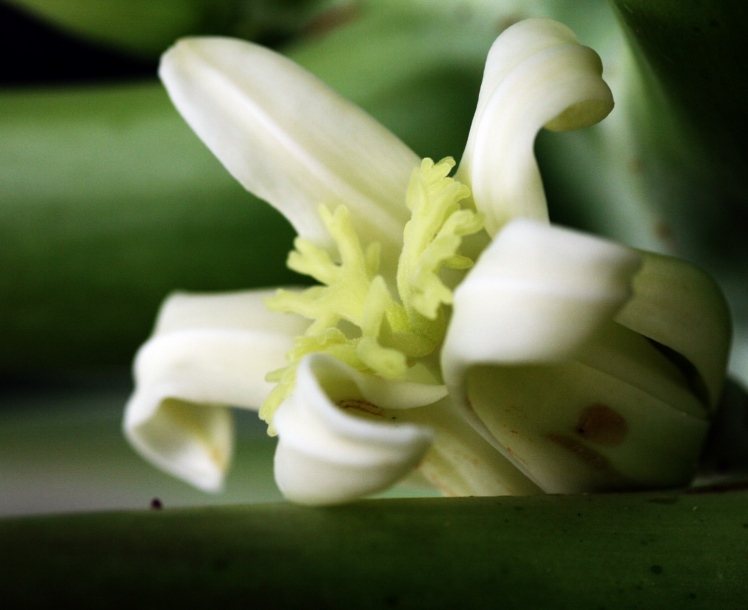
442, 218, 641, 378
615, 251, 732, 410
457, 18, 614, 233
441, 218, 641, 483
159, 37, 419, 276
124, 290, 307, 491
441, 219, 716, 492
273, 354, 434, 505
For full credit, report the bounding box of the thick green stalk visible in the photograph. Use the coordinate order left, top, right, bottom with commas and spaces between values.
0, 84, 298, 372
2, 492, 746, 607
3, 0, 322, 58
608, 0, 748, 193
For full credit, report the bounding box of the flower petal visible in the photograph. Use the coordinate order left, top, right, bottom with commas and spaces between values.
575, 321, 707, 419
440, 219, 716, 492
159, 37, 420, 275
124, 290, 307, 491
457, 18, 614, 234
442, 218, 641, 378
399, 398, 542, 497
150, 289, 308, 337
440, 218, 641, 484
614, 251, 732, 410
273, 354, 434, 505
465, 362, 709, 493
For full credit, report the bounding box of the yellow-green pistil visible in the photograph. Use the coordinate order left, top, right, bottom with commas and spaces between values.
261, 157, 484, 430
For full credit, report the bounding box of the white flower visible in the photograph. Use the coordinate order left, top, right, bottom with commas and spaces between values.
123, 18, 731, 505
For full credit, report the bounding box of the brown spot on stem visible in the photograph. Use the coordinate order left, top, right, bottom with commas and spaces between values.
575, 404, 628, 446
655, 220, 675, 241
303, 4, 362, 38
546, 434, 609, 471
628, 157, 645, 174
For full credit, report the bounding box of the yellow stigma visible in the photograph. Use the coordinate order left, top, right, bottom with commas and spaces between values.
260, 157, 484, 431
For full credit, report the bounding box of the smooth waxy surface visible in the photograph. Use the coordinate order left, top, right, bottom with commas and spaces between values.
2, 491, 747, 607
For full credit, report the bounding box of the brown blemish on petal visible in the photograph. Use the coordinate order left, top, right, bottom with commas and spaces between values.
337, 398, 384, 418
546, 434, 609, 471
505, 446, 529, 467
210, 446, 228, 470
575, 404, 628, 446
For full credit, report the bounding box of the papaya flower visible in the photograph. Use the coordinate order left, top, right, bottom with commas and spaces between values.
123, 18, 731, 505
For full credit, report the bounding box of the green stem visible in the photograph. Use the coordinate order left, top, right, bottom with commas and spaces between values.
2, 491, 746, 607
0, 83, 298, 373
607, 0, 748, 192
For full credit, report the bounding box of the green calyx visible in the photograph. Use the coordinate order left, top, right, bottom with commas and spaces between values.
259, 157, 484, 430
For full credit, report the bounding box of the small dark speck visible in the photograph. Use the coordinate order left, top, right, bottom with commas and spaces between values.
213, 558, 228, 571
385, 595, 399, 607
150, 498, 163, 510
689, 592, 697, 600
651, 565, 664, 575
692, 26, 702, 34
742, 523, 748, 528
710, 19, 720, 28
577, 512, 582, 517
